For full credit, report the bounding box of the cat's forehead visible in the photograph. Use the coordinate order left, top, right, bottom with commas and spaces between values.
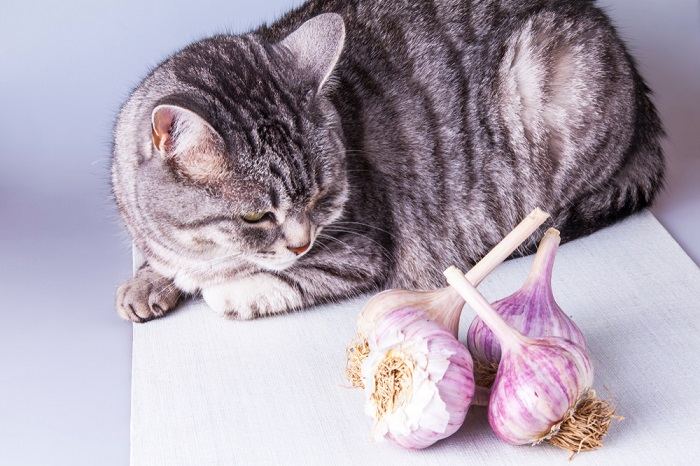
215, 93, 307, 155
215, 158, 308, 206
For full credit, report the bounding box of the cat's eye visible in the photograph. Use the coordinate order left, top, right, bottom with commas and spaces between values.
242, 212, 274, 224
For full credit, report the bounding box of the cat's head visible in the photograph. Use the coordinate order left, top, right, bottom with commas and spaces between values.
119, 14, 348, 283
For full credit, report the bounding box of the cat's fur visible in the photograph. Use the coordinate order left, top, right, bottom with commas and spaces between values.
112, 0, 664, 322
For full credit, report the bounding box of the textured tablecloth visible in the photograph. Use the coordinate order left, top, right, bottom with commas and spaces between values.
131, 211, 700, 465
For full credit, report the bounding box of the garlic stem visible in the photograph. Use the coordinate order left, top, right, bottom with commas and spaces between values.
435, 208, 550, 334
464, 208, 550, 286
524, 227, 561, 289
444, 267, 527, 350
440, 208, 550, 313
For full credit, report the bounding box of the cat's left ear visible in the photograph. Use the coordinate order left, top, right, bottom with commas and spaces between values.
279, 13, 345, 90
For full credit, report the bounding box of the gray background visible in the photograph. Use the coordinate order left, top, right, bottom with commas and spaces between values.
0, 1, 697, 465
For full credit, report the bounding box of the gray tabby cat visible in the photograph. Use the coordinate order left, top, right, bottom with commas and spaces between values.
112, 0, 664, 323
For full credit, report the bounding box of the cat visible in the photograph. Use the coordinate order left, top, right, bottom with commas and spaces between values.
112, 0, 664, 323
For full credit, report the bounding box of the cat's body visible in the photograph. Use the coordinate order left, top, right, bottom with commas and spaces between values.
113, 0, 664, 322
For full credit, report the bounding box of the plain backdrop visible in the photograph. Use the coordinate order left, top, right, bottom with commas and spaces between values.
0, 1, 698, 465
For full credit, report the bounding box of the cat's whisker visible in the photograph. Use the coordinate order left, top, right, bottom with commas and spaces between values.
320, 228, 394, 264
331, 221, 396, 238
322, 230, 394, 264
312, 239, 334, 255
317, 234, 369, 262
328, 225, 447, 278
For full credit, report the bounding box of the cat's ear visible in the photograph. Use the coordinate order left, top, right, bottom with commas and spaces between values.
151, 104, 227, 183
279, 13, 345, 90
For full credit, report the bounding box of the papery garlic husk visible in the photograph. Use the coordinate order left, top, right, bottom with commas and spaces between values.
347, 289, 463, 388
445, 267, 617, 454
361, 307, 474, 449
346, 208, 551, 388
468, 228, 586, 387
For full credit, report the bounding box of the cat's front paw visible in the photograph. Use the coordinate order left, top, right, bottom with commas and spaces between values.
201, 273, 303, 320
116, 269, 181, 323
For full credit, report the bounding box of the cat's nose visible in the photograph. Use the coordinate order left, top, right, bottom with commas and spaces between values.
287, 242, 311, 256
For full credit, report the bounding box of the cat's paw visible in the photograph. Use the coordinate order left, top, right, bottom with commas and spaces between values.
116, 270, 181, 323
201, 273, 303, 320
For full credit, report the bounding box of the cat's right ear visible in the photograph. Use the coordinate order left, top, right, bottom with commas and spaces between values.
151, 104, 227, 183
151, 105, 216, 154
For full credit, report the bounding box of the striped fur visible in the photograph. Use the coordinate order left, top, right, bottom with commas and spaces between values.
112, 0, 664, 322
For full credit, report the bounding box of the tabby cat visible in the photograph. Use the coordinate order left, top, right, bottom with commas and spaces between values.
112, 0, 664, 322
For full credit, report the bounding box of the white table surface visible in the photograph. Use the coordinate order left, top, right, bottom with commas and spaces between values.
131, 211, 700, 465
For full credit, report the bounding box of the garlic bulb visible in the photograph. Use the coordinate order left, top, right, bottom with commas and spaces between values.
346, 208, 550, 388
467, 228, 586, 387
361, 307, 474, 449
445, 267, 616, 454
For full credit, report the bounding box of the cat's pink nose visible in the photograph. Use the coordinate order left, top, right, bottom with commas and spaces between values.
287, 242, 311, 256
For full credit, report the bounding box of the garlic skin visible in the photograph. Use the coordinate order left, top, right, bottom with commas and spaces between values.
468, 229, 586, 380
357, 288, 464, 338
488, 337, 593, 445
361, 307, 474, 449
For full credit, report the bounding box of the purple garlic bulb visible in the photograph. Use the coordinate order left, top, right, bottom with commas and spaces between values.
467, 228, 586, 386
488, 336, 593, 446
360, 307, 475, 449
446, 267, 616, 454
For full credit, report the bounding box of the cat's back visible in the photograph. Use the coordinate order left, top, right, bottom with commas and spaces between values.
264, 0, 662, 289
